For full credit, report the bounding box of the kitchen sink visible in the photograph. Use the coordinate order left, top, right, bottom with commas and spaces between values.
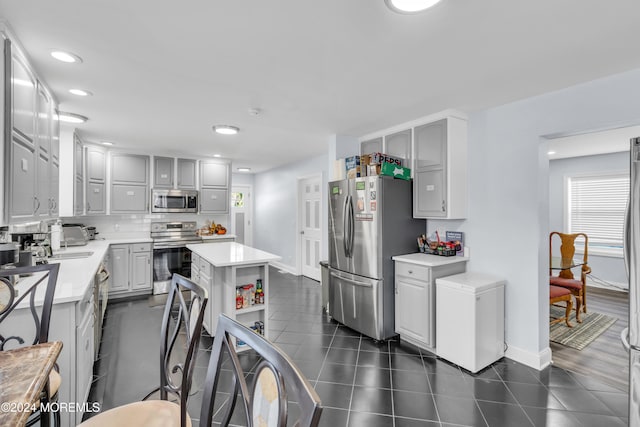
49, 251, 94, 260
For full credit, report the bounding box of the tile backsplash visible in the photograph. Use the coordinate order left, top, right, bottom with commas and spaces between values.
60, 213, 230, 235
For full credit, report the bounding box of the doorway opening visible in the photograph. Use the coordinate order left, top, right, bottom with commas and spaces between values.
297, 174, 322, 281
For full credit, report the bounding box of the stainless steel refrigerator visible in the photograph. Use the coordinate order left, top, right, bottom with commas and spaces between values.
328, 176, 425, 340
623, 137, 640, 425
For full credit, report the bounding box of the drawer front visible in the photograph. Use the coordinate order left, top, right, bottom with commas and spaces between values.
131, 242, 151, 253
395, 262, 430, 281
191, 253, 200, 266
198, 257, 210, 272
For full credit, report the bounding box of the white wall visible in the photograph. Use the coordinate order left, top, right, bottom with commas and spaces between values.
253, 153, 328, 272
231, 173, 254, 187
454, 68, 640, 367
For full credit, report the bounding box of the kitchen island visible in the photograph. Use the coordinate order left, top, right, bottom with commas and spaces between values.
187, 242, 281, 345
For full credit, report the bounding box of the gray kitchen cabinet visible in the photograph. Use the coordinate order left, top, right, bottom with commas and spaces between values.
111, 153, 149, 185
360, 137, 382, 156
9, 44, 36, 145
51, 108, 60, 164
74, 133, 85, 216
110, 153, 149, 213
85, 145, 106, 214
35, 151, 50, 218
50, 159, 59, 216
384, 129, 411, 164
177, 158, 197, 189
413, 116, 467, 219
36, 85, 51, 157
9, 138, 37, 220
109, 243, 152, 296
154, 156, 174, 188
393, 256, 467, 352
111, 185, 148, 213
199, 159, 230, 213
200, 188, 229, 213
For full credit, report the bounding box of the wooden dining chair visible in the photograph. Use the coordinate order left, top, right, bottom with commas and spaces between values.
550, 285, 573, 327
79, 273, 208, 427
0, 263, 61, 427
549, 231, 591, 322
199, 314, 323, 427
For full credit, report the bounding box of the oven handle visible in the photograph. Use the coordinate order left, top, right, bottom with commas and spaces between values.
153, 242, 200, 249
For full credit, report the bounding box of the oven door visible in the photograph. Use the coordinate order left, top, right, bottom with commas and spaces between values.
152, 245, 192, 294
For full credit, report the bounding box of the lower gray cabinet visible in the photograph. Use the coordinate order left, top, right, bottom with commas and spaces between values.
200, 188, 229, 213
108, 243, 152, 296
111, 184, 148, 213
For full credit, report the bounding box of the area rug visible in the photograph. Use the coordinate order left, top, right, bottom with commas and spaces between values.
550, 306, 617, 350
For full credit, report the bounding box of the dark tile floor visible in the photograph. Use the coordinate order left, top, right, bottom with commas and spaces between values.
88, 268, 630, 426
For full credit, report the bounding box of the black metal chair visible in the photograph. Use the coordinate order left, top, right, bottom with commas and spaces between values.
199, 314, 323, 427
79, 273, 208, 427
0, 263, 61, 427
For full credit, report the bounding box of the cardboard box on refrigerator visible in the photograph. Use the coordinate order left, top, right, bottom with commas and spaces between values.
345, 155, 361, 179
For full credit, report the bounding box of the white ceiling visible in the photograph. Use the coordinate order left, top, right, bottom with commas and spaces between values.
1, 0, 639, 173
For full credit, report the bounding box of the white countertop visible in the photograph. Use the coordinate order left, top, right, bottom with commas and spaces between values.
392, 253, 470, 267
187, 242, 281, 267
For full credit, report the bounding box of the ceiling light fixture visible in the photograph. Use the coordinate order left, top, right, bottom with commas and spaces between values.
50, 50, 83, 63
56, 111, 88, 124
213, 125, 239, 135
69, 89, 92, 96
237, 168, 251, 172
101, 141, 114, 146
213, 154, 221, 158
385, 0, 443, 13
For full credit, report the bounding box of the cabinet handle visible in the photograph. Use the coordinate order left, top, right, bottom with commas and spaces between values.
87, 202, 91, 212
442, 200, 446, 212
408, 270, 413, 274
33, 196, 40, 214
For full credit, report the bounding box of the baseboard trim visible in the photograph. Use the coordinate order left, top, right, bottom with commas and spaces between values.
505, 345, 552, 370
270, 261, 297, 276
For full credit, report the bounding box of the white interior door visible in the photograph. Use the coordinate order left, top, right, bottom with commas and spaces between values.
231, 185, 253, 246
299, 175, 322, 281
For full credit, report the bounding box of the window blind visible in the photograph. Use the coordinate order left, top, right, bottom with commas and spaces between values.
568, 174, 629, 245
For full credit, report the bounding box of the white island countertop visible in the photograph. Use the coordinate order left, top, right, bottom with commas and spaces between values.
187, 242, 281, 267
392, 253, 469, 267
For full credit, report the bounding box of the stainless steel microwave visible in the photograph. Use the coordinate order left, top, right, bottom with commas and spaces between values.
151, 189, 198, 213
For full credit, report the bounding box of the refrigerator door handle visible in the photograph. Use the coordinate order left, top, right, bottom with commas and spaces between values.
330, 271, 373, 288
622, 327, 631, 352
625, 200, 631, 278
348, 195, 355, 257
343, 195, 350, 257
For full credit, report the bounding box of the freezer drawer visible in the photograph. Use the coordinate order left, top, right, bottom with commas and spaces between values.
328, 268, 385, 340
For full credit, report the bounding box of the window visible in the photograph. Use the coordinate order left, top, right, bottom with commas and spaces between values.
566, 172, 629, 246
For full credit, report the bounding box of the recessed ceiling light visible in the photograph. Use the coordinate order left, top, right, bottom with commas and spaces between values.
237, 168, 251, 172
101, 141, 114, 146
547, 151, 556, 155
50, 50, 83, 63
385, 0, 443, 13
69, 89, 92, 96
213, 154, 221, 158
56, 111, 88, 124
213, 125, 239, 135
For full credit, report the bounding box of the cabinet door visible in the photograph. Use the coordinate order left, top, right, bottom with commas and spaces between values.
109, 245, 130, 293
10, 50, 36, 144
51, 105, 60, 163
154, 156, 174, 188
414, 119, 446, 170
177, 158, 197, 189
200, 161, 229, 188
76, 305, 94, 404
111, 184, 148, 213
111, 153, 149, 184
50, 160, 59, 216
86, 182, 106, 214
361, 137, 382, 156
200, 188, 229, 213
74, 176, 84, 216
395, 275, 431, 347
86, 145, 106, 182
35, 151, 50, 217
131, 252, 151, 291
74, 135, 84, 179
384, 129, 411, 164
36, 85, 51, 157
414, 169, 445, 218
10, 138, 36, 219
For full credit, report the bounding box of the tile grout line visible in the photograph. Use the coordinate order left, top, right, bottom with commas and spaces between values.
388, 340, 396, 427
345, 334, 362, 426
419, 346, 442, 425
313, 323, 338, 384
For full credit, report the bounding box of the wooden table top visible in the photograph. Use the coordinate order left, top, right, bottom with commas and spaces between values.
0, 341, 63, 427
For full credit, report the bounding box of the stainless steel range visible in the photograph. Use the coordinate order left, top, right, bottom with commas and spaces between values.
151, 221, 202, 294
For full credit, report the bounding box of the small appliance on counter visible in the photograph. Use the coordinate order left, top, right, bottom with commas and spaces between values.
62, 224, 89, 246
86, 226, 99, 240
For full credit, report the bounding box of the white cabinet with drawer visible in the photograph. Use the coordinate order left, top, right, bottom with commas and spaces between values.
392, 254, 468, 352
108, 242, 152, 297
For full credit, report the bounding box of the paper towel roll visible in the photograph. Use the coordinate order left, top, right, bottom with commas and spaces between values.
51, 224, 61, 251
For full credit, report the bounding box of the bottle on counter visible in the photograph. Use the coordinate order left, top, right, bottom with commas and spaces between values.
236, 288, 243, 309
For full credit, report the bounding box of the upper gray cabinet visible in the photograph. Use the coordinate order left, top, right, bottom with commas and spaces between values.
73, 133, 85, 216
360, 137, 382, 156
412, 116, 467, 219
153, 156, 174, 188
110, 153, 149, 214
177, 158, 197, 189
199, 159, 230, 213
384, 129, 411, 164
9, 44, 36, 145
85, 145, 106, 215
